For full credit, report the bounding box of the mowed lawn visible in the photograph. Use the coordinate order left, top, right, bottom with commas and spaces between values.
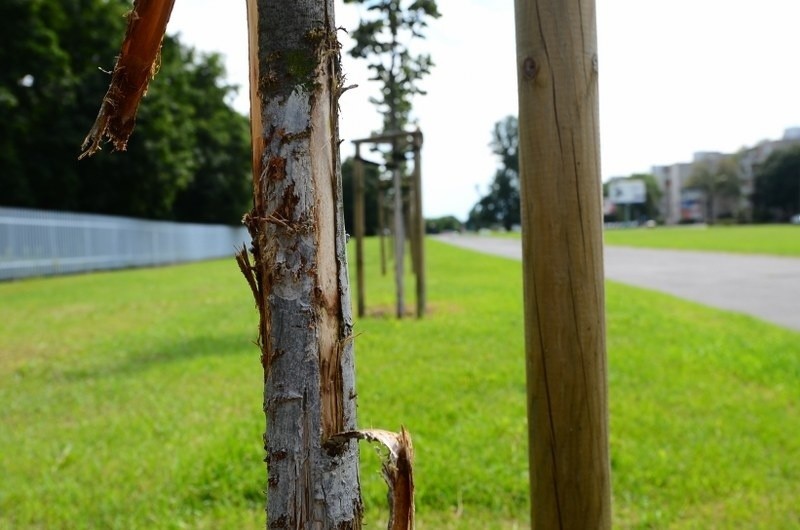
604, 224, 800, 256
1, 238, 799, 528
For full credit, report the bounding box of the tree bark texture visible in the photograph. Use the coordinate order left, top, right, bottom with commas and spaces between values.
245, 1, 362, 527
514, 0, 612, 528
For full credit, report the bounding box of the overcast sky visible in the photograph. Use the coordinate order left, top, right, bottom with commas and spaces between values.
168, 0, 800, 220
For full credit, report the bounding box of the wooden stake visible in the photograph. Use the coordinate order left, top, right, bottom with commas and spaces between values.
354, 153, 366, 318
392, 166, 405, 318
378, 185, 387, 276
514, 0, 611, 528
412, 132, 425, 317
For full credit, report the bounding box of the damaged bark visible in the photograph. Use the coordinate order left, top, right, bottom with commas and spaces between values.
244, 1, 418, 526
80, 1, 417, 526
244, 1, 363, 527
80, 0, 176, 158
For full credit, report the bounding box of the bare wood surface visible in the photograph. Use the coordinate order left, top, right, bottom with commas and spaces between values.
514, 0, 612, 528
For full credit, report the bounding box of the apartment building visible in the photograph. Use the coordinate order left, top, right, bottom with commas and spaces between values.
651, 128, 800, 224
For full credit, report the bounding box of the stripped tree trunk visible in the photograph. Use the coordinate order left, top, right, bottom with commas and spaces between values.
243, 1, 362, 527
514, 0, 612, 528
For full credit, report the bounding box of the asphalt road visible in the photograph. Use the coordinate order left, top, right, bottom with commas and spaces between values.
435, 234, 800, 332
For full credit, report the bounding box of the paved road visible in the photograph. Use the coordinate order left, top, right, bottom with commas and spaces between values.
435, 234, 800, 332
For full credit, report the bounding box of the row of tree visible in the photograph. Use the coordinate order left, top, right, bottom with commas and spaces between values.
1, 0, 251, 224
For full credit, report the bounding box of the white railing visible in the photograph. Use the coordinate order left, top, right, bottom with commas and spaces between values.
0, 207, 249, 281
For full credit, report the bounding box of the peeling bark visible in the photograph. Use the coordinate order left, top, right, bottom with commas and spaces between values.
245, 1, 362, 527
80, 0, 176, 158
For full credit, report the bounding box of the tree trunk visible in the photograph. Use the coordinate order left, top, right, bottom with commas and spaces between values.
244, 1, 362, 527
514, 0, 612, 528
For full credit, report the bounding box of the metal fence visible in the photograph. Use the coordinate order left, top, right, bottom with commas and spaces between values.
0, 207, 249, 281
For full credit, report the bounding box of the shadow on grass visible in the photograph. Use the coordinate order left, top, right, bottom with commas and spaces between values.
63, 330, 256, 381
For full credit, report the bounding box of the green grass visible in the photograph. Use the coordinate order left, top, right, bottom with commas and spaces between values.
603, 224, 800, 256
2, 240, 800, 528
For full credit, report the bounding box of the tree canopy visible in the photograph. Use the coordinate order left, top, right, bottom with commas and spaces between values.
686, 155, 741, 223
468, 116, 521, 231
753, 146, 800, 222
344, 0, 441, 133
0, 0, 250, 224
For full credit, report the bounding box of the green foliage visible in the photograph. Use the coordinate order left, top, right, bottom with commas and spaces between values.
3, 241, 800, 527
0, 0, 250, 224
603, 224, 800, 256
468, 116, 520, 231
425, 215, 462, 233
343, 0, 440, 132
753, 145, 800, 222
686, 155, 741, 223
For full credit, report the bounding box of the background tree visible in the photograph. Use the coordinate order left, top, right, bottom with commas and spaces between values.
753, 145, 800, 222
344, 0, 441, 134
425, 215, 462, 233
467, 116, 520, 230
686, 155, 741, 223
0, 0, 250, 223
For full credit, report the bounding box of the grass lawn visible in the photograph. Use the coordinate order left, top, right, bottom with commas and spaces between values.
603, 224, 800, 256
1, 239, 799, 528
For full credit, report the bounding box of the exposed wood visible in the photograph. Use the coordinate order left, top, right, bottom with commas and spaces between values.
244, 0, 362, 527
514, 0, 612, 528
328, 428, 415, 530
80, 0, 177, 158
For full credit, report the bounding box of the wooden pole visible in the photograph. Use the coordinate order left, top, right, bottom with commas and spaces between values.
378, 185, 387, 276
392, 165, 405, 318
354, 151, 366, 318
514, 0, 611, 528
412, 131, 425, 317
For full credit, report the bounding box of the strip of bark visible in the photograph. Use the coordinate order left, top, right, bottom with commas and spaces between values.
328, 428, 415, 530
80, 0, 176, 158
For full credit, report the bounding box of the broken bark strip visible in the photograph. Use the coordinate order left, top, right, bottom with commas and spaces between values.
245, 0, 363, 527
80, 0, 176, 158
328, 428, 415, 530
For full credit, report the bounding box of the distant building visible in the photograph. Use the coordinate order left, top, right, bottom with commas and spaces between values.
651, 128, 800, 224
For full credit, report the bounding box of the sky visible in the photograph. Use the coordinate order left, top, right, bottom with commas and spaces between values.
168, 0, 800, 220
